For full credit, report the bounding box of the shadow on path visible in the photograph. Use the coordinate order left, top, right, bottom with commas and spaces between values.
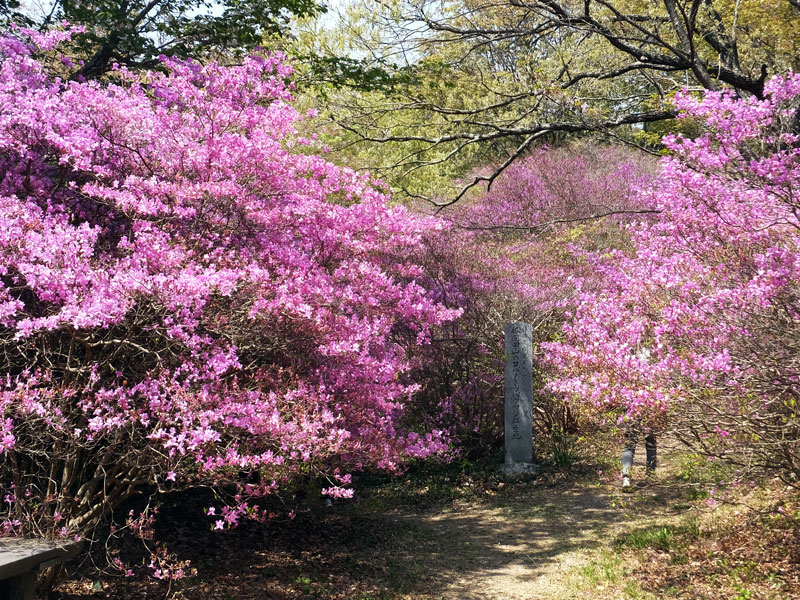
380, 482, 674, 599
54, 447, 695, 600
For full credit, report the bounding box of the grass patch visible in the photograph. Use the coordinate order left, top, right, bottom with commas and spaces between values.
618, 489, 800, 599
676, 453, 735, 485
579, 550, 623, 587
621, 579, 656, 599
614, 520, 700, 552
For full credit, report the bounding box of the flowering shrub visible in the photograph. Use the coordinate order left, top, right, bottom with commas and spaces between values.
409, 144, 655, 456
0, 27, 459, 547
545, 75, 800, 481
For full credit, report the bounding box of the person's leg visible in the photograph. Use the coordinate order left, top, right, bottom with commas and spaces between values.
645, 433, 657, 473
622, 426, 638, 476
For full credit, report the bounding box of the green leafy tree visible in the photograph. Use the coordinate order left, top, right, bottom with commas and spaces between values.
16, 0, 324, 77
304, 0, 800, 205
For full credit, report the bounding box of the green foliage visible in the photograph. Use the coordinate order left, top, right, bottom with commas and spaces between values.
36, 0, 325, 77
677, 453, 735, 485
543, 428, 581, 469
686, 487, 710, 501
614, 521, 701, 553
298, 55, 419, 94
580, 550, 623, 586
293, 0, 800, 204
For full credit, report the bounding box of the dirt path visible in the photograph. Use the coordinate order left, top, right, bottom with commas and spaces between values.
382, 442, 695, 600
56, 440, 726, 600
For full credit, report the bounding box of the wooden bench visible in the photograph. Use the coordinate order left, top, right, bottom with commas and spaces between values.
0, 538, 81, 600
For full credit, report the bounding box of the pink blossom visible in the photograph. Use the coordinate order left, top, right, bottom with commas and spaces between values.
0, 27, 456, 542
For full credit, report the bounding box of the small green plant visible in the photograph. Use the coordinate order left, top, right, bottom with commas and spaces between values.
736, 562, 757, 579
734, 586, 753, 600
294, 575, 319, 597
686, 486, 710, 500
622, 579, 655, 599
548, 428, 580, 468
579, 550, 622, 587
620, 526, 675, 551
615, 520, 700, 553
677, 453, 733, 485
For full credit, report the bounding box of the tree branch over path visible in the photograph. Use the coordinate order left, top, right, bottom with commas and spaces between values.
456, 208, 661, 233
325, 0, 799, 206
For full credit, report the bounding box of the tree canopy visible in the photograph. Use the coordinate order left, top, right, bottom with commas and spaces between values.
4, 0, 325, 77
312, 0, 800, 204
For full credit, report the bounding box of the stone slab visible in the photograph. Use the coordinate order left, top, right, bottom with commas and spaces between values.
504, 322, 533, 465
496, 462, 537, 478
0, 538, 81, 581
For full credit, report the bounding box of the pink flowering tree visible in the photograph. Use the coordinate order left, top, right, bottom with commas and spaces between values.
545, 75, 800, 481
409, 144, 655, 457
0, 26, 459, 555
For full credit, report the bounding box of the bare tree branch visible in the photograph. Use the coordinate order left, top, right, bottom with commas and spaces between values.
455, 208, 661, 232
327, 0, 790, 205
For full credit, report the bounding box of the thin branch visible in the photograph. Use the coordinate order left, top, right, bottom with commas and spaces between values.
454, 208, 661, 233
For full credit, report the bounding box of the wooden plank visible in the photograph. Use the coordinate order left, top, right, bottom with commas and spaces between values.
0, 538, 82, 581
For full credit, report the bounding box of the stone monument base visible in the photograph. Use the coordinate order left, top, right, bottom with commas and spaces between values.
496, 462, 537, 478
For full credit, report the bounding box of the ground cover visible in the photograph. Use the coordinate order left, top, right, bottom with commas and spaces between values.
51, 437, 799, 600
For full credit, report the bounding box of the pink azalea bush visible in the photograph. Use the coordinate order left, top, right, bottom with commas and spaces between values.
0, 27, 459, 547
545, 75, 800, 480
410, 145, 655, 456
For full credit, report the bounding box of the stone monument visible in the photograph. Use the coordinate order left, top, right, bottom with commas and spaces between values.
498, 321, 536, 476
